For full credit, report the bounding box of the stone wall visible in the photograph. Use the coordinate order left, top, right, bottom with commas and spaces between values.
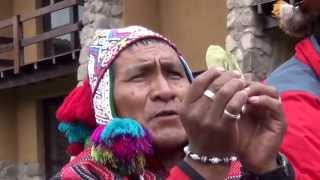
77, 0, 294, 81
0, 161, 16, 180
78, 0, 124, 81
0, 161, 44, 180
226, 0, 274, 81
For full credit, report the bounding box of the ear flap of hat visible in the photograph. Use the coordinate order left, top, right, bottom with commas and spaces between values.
56, 80, 96, 127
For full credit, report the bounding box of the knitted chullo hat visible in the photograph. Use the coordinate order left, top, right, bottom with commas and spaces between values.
56, 26, 193, 176
88, 26, 193, 124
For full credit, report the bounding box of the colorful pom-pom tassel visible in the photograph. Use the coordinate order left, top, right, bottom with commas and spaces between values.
58, 122, 93, 144
66, 143, 84, 156
90, 125, 105, 145
91, 118, 153, 176
100, 118, 146, 145
91, 146, 117, 168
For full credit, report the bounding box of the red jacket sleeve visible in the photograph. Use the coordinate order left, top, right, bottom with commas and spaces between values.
167, 161, 205, 180
167, 161, 241, 180
280, 92, 320, 179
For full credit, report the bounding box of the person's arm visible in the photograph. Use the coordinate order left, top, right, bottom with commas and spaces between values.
279, 92, 320, 180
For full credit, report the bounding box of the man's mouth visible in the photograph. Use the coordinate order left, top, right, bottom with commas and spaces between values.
154, 110, 178, 118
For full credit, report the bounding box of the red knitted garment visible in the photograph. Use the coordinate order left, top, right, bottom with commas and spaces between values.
56, 80, 96, 127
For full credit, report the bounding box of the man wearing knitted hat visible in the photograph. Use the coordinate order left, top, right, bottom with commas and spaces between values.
54, 26, 294, 180
268, 0, 320, 179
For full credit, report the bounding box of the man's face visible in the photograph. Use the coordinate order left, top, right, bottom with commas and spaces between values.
113, 41, 190, 150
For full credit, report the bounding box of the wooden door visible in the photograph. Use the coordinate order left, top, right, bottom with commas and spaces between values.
42, 97, 69, 179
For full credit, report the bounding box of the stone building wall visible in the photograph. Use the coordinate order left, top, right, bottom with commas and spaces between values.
78, 0, 124, 81
0, 161, 44, 180
226, 0, 303, 81
77, 0, 292, 82
226, 0, 275, 81
76, 0, 229, 80
0, 161, 16, 180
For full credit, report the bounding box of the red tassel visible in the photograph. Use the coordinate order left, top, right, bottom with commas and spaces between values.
66, 143, 84, 156
56, 80, 96, 127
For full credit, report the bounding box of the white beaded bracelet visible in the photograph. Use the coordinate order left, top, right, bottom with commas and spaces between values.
183, 146, 238, 165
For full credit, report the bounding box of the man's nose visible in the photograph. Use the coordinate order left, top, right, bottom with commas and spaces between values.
150, 75, 176, 102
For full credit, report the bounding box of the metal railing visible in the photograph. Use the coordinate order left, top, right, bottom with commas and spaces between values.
0, 0, 82, 76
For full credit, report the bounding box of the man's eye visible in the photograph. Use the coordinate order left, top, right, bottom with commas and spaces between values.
129, 74, 145, 81
169, 71, 183, 79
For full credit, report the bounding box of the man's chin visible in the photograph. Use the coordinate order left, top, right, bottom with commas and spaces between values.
151, 129, 188, 152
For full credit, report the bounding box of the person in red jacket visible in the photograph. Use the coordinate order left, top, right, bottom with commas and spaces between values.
54, 26, 293, 180
268, 0, 320, 179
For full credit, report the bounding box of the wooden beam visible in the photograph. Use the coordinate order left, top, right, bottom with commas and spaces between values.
257, 4, 263, 14
69, 4, 80, 50
20, 0, 80, 22
253, 0, 303, 9
0, 43, 13, 54
0, 37, 13, 44
252, 0, 276, 6
294, 0, 304, 6
264, 16, 279, 29
12, 15, 22, 74
0, 62, 77, 90
25, 49, 80, 65
0, 17, 12, 29
21, 22, 81, 47
0, 59, 14, 66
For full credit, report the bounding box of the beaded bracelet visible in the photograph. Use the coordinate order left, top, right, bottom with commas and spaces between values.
183, 145, 238, 165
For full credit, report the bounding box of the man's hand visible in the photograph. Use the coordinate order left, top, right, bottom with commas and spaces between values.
238, 82, 287, 173
181, 69, 245, 157
180, 69, 288, 178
